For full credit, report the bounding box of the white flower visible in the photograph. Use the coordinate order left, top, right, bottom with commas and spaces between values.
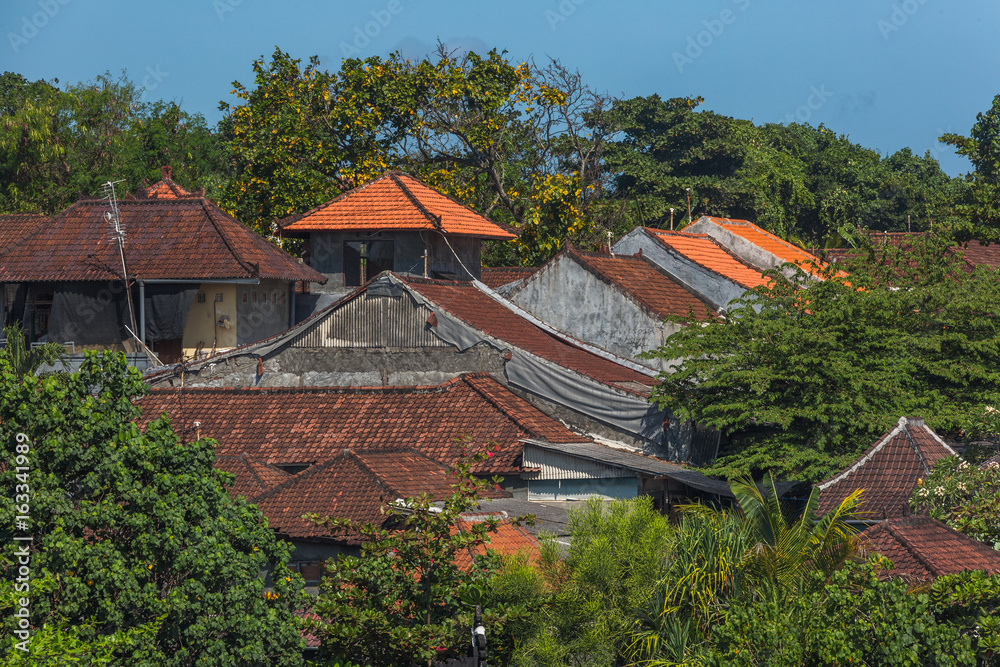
957, 483, 967, 492
958, 461, 970, 470
934, 486, 945, 497
918, 489, 929, 498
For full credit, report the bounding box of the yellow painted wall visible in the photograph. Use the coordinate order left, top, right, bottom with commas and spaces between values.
182, 283, 237, 359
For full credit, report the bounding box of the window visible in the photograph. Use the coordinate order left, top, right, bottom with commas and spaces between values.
242, 292, 247, 303
252, 292, 257, 302
262, 292, 267, 303
214, 293, 224, 303
196, 292, 206, 303
344, 240, 394, 287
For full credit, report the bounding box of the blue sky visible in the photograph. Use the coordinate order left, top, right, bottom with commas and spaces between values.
2, 0, 996, 176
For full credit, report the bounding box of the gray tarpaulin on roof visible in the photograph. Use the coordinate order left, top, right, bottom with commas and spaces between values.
142, 284, 197, 342
47, 282, 130, 345
423, 292, 665, 445
506, 349, 665, 443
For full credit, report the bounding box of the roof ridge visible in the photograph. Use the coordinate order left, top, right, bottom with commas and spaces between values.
462, 374, 545, 437
817, 417, 910, 490
389, 172, 442, 230
200, 199, 259, 278
884, 520, 942, 577
394, 172, 520, 238
277, 175, 389, 229
146, 375, 468, 396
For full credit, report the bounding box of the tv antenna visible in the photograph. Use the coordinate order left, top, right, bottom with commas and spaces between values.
102, 180, 160, 366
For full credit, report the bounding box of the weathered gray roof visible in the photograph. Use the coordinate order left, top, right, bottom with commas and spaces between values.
521, 439, 733, 497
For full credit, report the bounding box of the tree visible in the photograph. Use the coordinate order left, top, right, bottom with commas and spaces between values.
221, 47, 617, 263
941, 94, 1000, 244
911, 456, 1000, 550
0, 71, 226, 214
599, 95, 959, 246
0, 351, 306, 665
647, 230, 1000, 481
308, 443, 543, 666
1, 324, 66, 378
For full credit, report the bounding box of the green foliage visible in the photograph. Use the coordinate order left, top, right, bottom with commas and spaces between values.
0, 351, 306, 665
706, 560, 985, 667
648, 230, 1000, 482
220, 47, 617, 264
0, 560, 157, 664
308, 442, 543, 666
514, 496, 672, 667
942, 94, 1000, 244
0, 71, 226, 214
1, 324, 66, 378
911, 456, 1000, 550
600, 94, 960, 244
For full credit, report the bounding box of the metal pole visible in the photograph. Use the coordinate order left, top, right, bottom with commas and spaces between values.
138, 280, 146, 345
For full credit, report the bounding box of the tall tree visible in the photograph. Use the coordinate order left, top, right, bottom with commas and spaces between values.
941, 93, 1000, 244
0, 71, 225, 214
220, 47, 616, 264
646, 231, 1000, 481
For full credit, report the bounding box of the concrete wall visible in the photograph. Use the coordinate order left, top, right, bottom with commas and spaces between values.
510, 254, 676, 372
182, 283, 237, 357
613, 228, 747, 313
155, 343, 508, 389
305, 231, 482, 296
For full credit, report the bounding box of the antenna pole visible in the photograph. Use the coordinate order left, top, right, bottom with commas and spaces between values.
104, 180, 148, 363
669, 207, 675, 231
685, 188, 692, 226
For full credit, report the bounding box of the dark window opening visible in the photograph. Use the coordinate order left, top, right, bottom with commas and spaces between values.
344, 241, 394, 287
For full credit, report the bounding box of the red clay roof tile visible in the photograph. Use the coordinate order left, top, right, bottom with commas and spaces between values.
454, 512, 541, 569
646, 229, 771, 289
214, 453, 292, 500
137, 374, 583, 475
860, 516, 1000, 582
280, 171, 517, 240
816, 417, 957, 519
566, 247, 716, 321
0, 195, 325, 283
480, 266, 537, 289
0, 213, 50, 253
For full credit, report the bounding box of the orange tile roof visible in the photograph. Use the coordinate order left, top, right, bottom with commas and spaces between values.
690, 217, 828, 278
860, 516, 1000, 583
280, 171, 517, 240
566, 247, 716, 321
646, 229, 771, 290
454, 512, 541, 569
